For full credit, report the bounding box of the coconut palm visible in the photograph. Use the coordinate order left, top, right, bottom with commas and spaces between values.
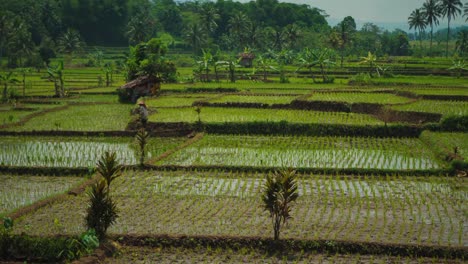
438, 0, 463, 57
228, 12, 250, 49
455, 30, 468, 56
57, 29, 84, 63
464, 2, 468, 21
199, 4, 220, 36
185, 23, 207, 54
283, 24, 302, 50
408, 9, 427, 49
422, 0, 442, 55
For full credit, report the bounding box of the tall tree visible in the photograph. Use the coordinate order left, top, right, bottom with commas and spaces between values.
455, 30, 468, 56
464, 2, 468, 21
125, 9, 157, 45
228, 12, 250, 49
438, 0, 463, 57
335, 16, 356, 67
57, 29, 84, 64
185, 23, 207, 54
199, 3, 220, 37
408, 9, 427, 49
422, 0, 442, 55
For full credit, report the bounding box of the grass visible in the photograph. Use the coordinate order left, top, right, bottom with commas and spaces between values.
0, 136, 186, 168
306, 92, 412, 104
157, 135, 442, 170
146, 94, 219, 108
207, 94, 299, 105
420, 131, 468, 160
403, 87, 468, 96
391, 100, 468, 116
149, 107, 384, 125
6, 104, 134, 131
105, 245, 464, 263
0, 174, 84, 217
12, 170, 467, 247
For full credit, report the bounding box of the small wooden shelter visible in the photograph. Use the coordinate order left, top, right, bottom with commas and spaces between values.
118, 75, 160, 103
238, 52, 255, 67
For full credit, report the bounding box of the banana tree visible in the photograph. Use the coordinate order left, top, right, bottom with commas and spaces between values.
217, 56, 241, 83
296, 48, 335, 83
17, 67, 31, 96
196, 49, 213, 82
47, 61, 65, 97
0, 72, 19, 103
359, 51, 379, 77
256, 54, 272, 82
448, 60, 467, 78
102, 62, 114, 87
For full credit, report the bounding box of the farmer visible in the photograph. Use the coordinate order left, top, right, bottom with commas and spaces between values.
137, 100, 148, 127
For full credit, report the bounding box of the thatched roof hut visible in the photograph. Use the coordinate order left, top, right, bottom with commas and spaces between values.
238, 52, 255, 67
118, 75, 160, 103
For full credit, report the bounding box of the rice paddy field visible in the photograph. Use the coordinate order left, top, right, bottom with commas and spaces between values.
150, 107, 385, 125
12, 170, 467, 248
0, 62, 467, 262
157, 135, 442, 170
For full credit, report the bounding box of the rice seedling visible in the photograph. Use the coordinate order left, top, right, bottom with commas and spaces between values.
157, 135, 442, 170
307, 92, 412, 104
11, 170, 466, 248
150, 107, 384, 125
392, 100, 468, 116
0, 136, 185, 167
0, 174, 83, 217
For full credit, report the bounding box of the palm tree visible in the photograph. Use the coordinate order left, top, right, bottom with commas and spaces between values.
408, 9, 427, 49
438, 0, 463, 57
185, 23, 207, 54
455, 30, 468, 56
422, 0, 442, 55
199, 4, 220, 36
464, 2, 468, 21
57, 29, 84, 64
283, 24, 302, 50
228, 12, 250, 49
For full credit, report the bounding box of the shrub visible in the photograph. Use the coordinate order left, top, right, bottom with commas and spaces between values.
262, 169, 299, 240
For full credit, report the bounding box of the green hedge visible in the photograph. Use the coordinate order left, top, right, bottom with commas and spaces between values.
203, 121, 423, 138
117, 235, 468, 259
425, 116, 468, 132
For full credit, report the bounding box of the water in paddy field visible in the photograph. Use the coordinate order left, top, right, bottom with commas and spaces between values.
130, 174, 462, 200
168, 147, 441, 170
0, 140, 137, 167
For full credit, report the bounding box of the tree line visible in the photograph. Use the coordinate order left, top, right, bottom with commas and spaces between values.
1, 0, 467, 69
408, 0, 468, 57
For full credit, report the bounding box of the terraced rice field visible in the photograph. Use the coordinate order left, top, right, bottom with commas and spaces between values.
5, 104, 133, 131
307, 92, 412, 104
392, 100, 468, 116
0, 174, 84, 217
0, 136, 186, 167
157, 135, 442, 170
150, 107, 384, 125
13, 170, 467, 247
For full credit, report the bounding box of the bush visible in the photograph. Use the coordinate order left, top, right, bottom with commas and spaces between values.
348, 73, 373, 86
438, 116, 468, 132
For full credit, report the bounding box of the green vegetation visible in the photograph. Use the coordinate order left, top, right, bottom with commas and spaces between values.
0, 174, 83, 217
150, 107, 384, 125
0, 0, 467, 262
12, 170, 466, 248
157, 135, 442, 170
0, 136, 186, 168
392, 100, 468, 116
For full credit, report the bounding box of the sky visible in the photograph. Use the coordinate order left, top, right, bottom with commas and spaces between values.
232, 0, 467, 30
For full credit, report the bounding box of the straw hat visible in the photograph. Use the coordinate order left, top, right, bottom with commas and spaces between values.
137, 100, 146, 106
